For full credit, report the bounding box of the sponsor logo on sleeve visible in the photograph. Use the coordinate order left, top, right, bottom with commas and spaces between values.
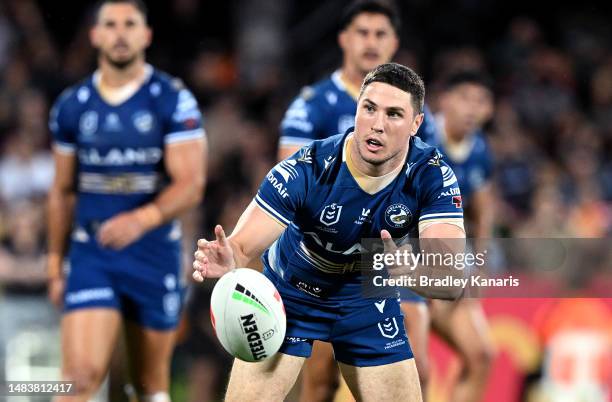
452, 195, 462, 208
441, 166, 458, 187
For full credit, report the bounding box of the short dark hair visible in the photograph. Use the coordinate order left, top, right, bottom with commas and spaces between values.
443, 70, 494, 93
360, 63, 425, 114
339, 0, 401, 34
94, 0, 148, 23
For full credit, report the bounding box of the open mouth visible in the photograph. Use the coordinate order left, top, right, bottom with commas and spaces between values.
365, 138, 383, 152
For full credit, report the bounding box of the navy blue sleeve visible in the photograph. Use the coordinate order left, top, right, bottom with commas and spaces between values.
415, 159, 464, 231
254, 147, 310, 226
161, 80, 205, 144
49, 89, 78, 154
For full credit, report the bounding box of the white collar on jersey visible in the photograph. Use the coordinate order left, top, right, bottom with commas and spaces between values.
93, 64, 153, 105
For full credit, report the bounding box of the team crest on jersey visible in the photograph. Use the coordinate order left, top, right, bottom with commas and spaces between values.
440, 166, 458, 187
385, 203, 412, 228
79, 111, 98, 137
132, 110, 155, 134
320, 203, 343, 226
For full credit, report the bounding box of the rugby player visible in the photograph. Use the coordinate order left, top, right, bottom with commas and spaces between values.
47, 1, 206, 401
278, 1, 436, 398
418, 70, 496, 402
193, 63, 465, 402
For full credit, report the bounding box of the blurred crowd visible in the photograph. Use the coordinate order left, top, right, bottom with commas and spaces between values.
0, 0, 610, 400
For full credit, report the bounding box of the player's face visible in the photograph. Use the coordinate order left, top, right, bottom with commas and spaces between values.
440, 83, 494, 139
353, 82, 423, 172
339, 13, 399, 75
90, 3, 151, 69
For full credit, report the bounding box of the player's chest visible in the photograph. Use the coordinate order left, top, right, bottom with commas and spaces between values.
298, 186, 419, 254
76, 98, 164, 149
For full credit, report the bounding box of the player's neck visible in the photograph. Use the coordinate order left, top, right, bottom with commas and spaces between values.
444, 122, 469, 145
348, 137, 407, 177
98, 57, 147, 87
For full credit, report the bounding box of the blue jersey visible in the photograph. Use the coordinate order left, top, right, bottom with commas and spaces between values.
280, 71, 438, 148
418, 114, 493, 207
257, 131, 463, 299
256, 131, 463, 365
49, 65, 205, 243
49, 65, 205, 329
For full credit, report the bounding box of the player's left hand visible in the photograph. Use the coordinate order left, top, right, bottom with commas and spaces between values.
380, 229, 412, 278
97, 211, 147, 249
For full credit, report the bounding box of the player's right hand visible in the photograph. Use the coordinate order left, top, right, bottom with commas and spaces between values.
48, 277, 65, 309
192, 224, 235, 282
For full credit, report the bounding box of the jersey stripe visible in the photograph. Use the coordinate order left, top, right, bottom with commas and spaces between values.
419, 212, 464, 221
254, 194, 290, 226
279, 136, 314, 147
165, 128, 206, 144
53, 141, 76, 154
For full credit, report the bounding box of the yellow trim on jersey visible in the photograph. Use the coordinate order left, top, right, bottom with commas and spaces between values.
418, 218, 465, 233
339, 72, 361, 100
344, 136, 403, 194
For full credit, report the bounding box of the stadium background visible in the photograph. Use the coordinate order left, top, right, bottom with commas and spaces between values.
0, 0, 610, 401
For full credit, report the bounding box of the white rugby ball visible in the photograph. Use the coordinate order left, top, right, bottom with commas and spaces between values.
210, 268, 286, 362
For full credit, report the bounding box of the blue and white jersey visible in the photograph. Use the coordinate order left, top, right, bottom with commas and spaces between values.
49, 65, 205, 245
418, 114, 493, 207
280, 70, 438, 148
257, 131, 464, 300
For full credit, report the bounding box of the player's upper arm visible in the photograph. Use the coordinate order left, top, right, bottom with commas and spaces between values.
416, 159, 465, 234
229, 200, 287, 264
278, 88, 322, 157
164, 136, 207, 191
50, 149, 76, 194
254, 149, 309, 228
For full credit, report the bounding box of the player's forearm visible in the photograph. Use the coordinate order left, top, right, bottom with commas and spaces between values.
228, 238, 252, 269
136, 177, 205, 231
46, 187, 75, 278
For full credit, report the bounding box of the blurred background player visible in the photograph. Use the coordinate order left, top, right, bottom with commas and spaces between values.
46, 0, 206, 401
278, 1, 435, 399
416, 70, 496, 402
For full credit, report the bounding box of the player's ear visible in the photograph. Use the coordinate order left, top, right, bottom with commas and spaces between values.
89, 26, 100, 48
481, 94, 495, 124
411, 112, 424, 136
338, 30, 348, 51
144, 26, 153, 48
